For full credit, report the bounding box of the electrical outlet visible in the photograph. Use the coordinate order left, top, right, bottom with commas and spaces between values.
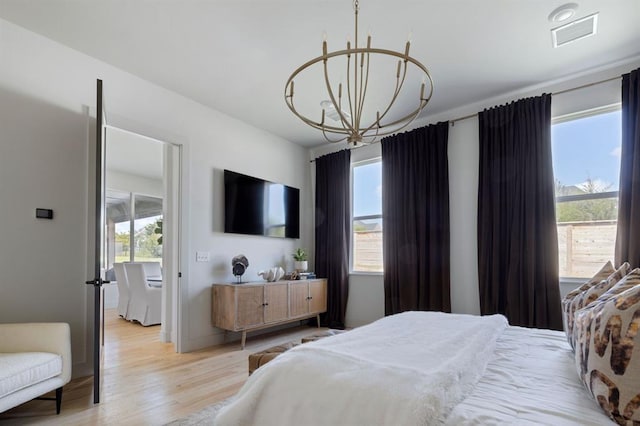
196, 251, 210, 262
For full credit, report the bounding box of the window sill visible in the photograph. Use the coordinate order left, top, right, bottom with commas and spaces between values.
350, 271, 383, 277
559, 277, 587, 293
559, 277, 588, 285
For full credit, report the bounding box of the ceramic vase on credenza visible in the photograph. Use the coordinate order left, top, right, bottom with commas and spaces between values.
294, 260, 308, 272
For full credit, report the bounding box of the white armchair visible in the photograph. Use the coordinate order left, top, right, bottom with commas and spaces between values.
0, 323, 72, 414
125, 263, 162, 326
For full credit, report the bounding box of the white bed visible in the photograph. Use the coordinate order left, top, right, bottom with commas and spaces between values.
445, 326, 612, 425
214, 311, 614, 425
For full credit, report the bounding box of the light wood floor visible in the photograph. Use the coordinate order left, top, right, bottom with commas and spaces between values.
0, 309, 325, 425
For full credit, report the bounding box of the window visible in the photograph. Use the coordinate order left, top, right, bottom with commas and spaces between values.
352, 160, 383, 272
552, 108, 621, 278
105, 191, 163, 271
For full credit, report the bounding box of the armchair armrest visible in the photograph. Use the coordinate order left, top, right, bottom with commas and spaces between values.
0, 323, 72, 383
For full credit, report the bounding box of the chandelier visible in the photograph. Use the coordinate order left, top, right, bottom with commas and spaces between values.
285, 0, 433, 146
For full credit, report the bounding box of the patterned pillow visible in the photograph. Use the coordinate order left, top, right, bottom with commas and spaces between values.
574, 269, 640, 424
562, 261, 615, 346
564, 262, 630, 350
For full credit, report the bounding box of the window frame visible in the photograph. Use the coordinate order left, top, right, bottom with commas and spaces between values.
350, 157, 383, 275
552, 104, 621, 280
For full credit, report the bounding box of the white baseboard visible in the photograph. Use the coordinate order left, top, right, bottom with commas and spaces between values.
184, 321, 308, 352
184, 332, 225, 352
159, 330, 172, 343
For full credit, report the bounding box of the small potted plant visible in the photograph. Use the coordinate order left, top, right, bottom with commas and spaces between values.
292, 248, 308, 272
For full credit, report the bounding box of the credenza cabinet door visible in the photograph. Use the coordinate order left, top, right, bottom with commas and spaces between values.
264, 283, 288, 323
309, 279, 327, 314
236, 286, 264, 328
289, 281, 310, 318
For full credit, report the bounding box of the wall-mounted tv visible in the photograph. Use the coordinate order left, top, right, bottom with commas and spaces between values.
224, 170, 300, 239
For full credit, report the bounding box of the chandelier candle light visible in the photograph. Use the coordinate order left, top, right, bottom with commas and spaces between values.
285, 0, 433, 146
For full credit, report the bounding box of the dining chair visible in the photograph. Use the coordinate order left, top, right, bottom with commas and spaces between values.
140, 261, 162, 280
124, 263, 162, 326
113, 263, 130, 319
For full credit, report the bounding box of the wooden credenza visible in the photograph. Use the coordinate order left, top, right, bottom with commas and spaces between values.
211, 279, 327, 349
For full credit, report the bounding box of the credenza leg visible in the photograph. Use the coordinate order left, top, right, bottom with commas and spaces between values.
316, 314, 321, 328
241, 331, 246, 350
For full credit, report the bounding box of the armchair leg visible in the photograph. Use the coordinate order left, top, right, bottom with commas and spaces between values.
55, 387, 63, 414
35, 387, 64, 414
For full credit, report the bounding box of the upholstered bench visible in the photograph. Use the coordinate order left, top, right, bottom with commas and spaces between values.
301, 329, 347, 343
248, 342, 298, 375
248, 329, 348, 375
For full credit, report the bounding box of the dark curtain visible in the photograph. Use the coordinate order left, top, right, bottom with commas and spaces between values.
616, 68, 640, 269
315, 149, 350, 328
478, 94, 562, 330
382, 122, 451, 315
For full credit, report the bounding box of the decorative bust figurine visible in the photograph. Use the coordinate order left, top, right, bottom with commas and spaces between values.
232, 254, 249, 283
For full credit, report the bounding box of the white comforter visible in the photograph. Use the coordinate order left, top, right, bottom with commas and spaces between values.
215, 311, 508, 426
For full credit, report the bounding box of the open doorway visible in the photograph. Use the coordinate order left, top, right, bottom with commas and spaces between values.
103, 126, 181, 350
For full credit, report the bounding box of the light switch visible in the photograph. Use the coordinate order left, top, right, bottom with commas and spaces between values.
196, 251, 210, 262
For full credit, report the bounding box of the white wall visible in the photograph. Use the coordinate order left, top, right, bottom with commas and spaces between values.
0, 16, 313, 376
0, 68, 92, 375
344, 274, 385, 327
312, 57, 640, 329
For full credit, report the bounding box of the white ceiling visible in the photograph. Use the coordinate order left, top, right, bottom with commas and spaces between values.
1, 0, 639, 147
106, 127, 163, 180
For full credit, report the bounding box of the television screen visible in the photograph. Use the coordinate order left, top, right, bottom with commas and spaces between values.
224, 170, 300, 238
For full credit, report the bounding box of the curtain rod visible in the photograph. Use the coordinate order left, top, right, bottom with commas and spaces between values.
310, 74, 622, 162
449, 75, 621, 126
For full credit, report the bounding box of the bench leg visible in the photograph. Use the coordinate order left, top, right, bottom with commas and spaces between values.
55, 387, 63, 414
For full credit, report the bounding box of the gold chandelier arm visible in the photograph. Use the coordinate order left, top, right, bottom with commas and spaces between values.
323, 58, 355, 133
346, 45, 355, 127
369, 98, 428, 139
355, 50, 367, 132
360, 59, 408, 135
360, 71, 433, 138
374, 80, 431, 130
285, 90, 351, 134
322, 126, 348, 144
353, 0, 359, 129
361, 124, 381, 144
358, 48, 371, 130
285, 75, 353, 135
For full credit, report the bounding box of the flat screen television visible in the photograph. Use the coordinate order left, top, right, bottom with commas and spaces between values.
224, 170, 300, 238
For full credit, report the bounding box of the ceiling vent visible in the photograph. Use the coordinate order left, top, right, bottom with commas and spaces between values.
320, 100, 351, 122
551, 13, 598, 48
